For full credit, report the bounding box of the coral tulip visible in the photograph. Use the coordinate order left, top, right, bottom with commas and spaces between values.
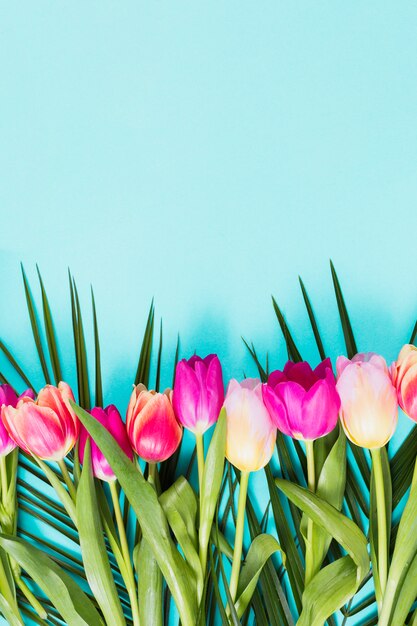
173, 354, 224, 435
336, 353, 398, 449
126, 384, 182, 463
224, 378, 276, 472
262, 358, 340, 441
2, 382, 79, 460
0, 385, 34, 456
79, 405, 133, 481
391, 344, 417, 421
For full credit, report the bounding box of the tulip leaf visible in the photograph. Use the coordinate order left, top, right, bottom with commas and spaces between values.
300, 427, 347, 577
387, 550, 417, 626
137, 539, 163, 626
71, 401, 197, 626
34, 457, 77, 525
199, 410, 227, 576
235, 533, 284, 618
379, 466, 417, 625
0, 534, 104, 625
77, 440, 126, 626
298, 556, 359, 626
0, 594, 23, 626
275, 477, 369, 622
159, 476, 201, 596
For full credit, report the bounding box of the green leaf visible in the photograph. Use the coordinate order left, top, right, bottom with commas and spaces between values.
298, 276, 326, 361
137, 539, 163, 626
34, 457, 76, 525
0, 341, 36, 392
235, 533, 284, 619
77, 440, 126, 626
134, 300, 154, 386
379, 465, 417, 625
36, 265, 63, 385
0, 594, 23, 626
0, 535, 104, 626
155, 319, 163, 392
329, 260, 357, 358
199, 411, 227, 575
298, 556, 359, 626
71, 401, 197, 626
21, 264, 52, 384
91, 287, 103, 407
271, 296, 302, 362
159, 476, 201, 596
387, 550, 417, 625
300, 427, 347, 577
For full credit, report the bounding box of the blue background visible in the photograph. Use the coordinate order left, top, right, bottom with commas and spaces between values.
1, 3, 417, 624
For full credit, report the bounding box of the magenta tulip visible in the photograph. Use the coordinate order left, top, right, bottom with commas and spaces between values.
2, 382, 79, 460
262, 358, 340, 440
173, 354, 224, 434
79, 405, 133, 481
126, 384, 182, 463
0, 385, 35, 456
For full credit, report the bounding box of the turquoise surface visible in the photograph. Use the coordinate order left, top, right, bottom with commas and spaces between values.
1, 2, 417, 624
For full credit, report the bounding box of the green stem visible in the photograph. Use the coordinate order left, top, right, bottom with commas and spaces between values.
148, 462, 157, 488
0, 456, 8, 503
195, 433, 205, 494
372, 447, 388, 596
110, 481, 140, 626
305, 439, 315, 587
229, 470, 250, 603
0, 556, 22, 623
15, 575, 47, 619
58, 460, 77, 501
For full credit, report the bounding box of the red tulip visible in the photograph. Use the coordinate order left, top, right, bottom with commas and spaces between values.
2, 382, 79, 460
126, 384, 182, 463
0, 385, 34, 456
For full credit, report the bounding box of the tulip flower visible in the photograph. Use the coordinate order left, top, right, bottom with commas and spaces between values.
224, 378, 276, 473
2, 382, 79, 461
173, 353, 224, 491
391, 344, 417, 421
337, 352, 398, 595
0, 385, 35, 457
79, 405, 133, 481
126, 384, 182, 463
223, 377, 276, 602
262, 358, 340, 441
336, 353, 398, 449
173, 354, 224, 435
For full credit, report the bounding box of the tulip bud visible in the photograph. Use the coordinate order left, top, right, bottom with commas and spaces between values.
224, 378, 276, 472
126, 384, 182, 463
173, 354, 224, 435
336, 353, 398, 449
79, 405, 133, 481
262, 358, 340, 441
391, 344, 417, 421
2, 382, 79, 460
0, 385, 35, 456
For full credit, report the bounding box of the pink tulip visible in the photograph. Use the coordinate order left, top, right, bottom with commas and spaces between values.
126, 384, 182, 463
2, 382, 79, 460
391, 344, 417, 421
262, 359, 340, 441
336, 353, 398, 449
79, 405, 133, 481
224, 378, 276, 472
0, 385, 35, 456
173, 354, 224, 434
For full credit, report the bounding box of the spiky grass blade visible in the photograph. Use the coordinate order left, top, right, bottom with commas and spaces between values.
21, 264, 51, 384
36, 266, 63, 385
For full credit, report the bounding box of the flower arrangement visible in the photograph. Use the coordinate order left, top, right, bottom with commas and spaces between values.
0, 263, 416, 626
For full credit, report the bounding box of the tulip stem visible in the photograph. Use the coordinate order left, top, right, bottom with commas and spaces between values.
0, 456, 8, 504
195, 433, 205, 494
58, 460, 77, 501
110, 481, 140, 626
15, 575, 48, 619
371, 447, 388, 596
229, 470, 250, 603
305, 439, 316, 587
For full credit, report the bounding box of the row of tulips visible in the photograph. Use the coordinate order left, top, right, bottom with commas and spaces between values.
0, 345, 417, 625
